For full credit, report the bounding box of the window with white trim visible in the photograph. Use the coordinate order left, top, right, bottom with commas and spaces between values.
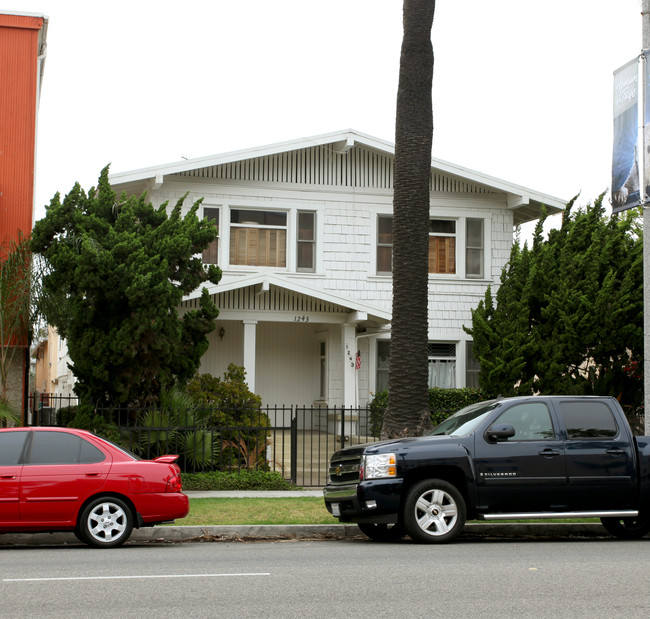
202, 207, 219, 264
466, 341, 480, 388
466, 218, 484, 278
428, 343, 456, 388
377, 215, 393, 275
377, 216, 485, 277
376, 340, 390, 392
297, 211, 316, 272
229, 209, 287, 267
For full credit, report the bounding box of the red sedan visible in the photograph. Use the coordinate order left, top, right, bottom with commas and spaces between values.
0, 426, 189, 547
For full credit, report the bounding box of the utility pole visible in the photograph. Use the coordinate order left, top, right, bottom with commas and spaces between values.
637, 0, 650, 435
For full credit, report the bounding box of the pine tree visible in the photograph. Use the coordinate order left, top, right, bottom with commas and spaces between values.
466, 195, 643, 412
31, 167, 222, 408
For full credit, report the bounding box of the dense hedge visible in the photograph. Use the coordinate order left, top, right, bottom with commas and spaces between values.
369, 388, 485, 436
181, 470, 300, 491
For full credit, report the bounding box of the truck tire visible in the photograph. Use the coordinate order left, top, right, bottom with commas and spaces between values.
403, 479, 466, 543
357, 522, 406, 542
600, 515, 650, 539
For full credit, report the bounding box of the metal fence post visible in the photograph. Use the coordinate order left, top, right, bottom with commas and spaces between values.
290, 414, 298, 486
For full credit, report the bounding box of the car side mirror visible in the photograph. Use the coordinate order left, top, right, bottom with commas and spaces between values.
485, 423, 516, 442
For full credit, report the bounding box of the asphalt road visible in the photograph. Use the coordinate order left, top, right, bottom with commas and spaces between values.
2, 538, 650, 618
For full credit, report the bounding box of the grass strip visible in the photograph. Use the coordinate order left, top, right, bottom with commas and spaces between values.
172, 497, 338, 526
170, 497, 600, 526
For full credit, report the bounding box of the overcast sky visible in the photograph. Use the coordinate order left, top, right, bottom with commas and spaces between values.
7, 0, 643, 234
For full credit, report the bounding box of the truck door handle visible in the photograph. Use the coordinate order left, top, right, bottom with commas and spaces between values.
606, 449, 626, 456
0, 474, 16, 479
538, 449, 561, 457
85, 472, 100, 477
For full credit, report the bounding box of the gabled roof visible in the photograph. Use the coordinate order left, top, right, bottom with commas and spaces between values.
182, 273, 391, 327
110, 129, 565, 225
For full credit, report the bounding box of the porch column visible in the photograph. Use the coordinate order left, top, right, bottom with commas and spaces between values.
341, 323, 356, 407
242, 320, 257, 392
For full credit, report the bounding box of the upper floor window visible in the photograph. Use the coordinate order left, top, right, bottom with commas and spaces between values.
466, 218, 484, 278
376, 215, 485, 278
377, 215, 393, 275
230, 209, 287, 267
429, 220, 456, 274
202, 207, 219, 264
297, 211, 316, 272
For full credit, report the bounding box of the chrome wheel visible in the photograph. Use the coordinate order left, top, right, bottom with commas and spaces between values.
403, 479, 466, 543
80, 497, 133, 548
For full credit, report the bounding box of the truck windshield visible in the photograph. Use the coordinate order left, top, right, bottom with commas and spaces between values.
429, 401, 500, 437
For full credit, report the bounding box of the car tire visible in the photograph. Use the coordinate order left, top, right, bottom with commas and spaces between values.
357, 522, 406, 542
402, 479, 466, 543
79, 496, 133, 548
600, 514, 650, 540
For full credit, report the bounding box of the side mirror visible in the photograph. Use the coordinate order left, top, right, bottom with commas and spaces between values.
485, 423, 516, 442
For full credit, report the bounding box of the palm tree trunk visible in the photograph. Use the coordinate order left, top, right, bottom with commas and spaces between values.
382, 0, 435, 439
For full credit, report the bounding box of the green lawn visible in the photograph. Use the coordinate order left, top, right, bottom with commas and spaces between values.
171, 497, 338, 526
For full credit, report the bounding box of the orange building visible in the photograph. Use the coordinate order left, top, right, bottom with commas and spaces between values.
0, 11, 48, 418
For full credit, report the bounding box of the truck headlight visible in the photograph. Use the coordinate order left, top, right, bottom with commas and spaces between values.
362, 453, 397, 480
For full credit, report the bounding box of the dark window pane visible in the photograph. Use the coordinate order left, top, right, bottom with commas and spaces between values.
429, 220, 455, 234
378, 216, 392, 243
560, 401, 618, 438
298, 212, 315, 241
28, 431, 105, 465
495, 403, 555, 440
377, 246, 392, 273
231, 209, 286, 226
297, 242, 314, 269
0, 432, 28, 465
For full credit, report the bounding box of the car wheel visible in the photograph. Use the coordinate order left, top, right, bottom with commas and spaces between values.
357, 522, 406, 542
402, 479, 466, 543
79, 497, 133, 548
601, 515, 650, 540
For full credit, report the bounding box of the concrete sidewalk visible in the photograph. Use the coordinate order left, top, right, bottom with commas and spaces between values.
0, 491, 613, 546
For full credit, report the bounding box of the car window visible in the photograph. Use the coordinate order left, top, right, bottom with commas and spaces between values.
27, 431, 105, 465
493, 403, 555, 441
0, 431, 28, 465
558, 401, 618, 439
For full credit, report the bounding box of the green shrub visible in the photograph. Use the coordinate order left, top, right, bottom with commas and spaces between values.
181, 470, 300, 491
369, 387, 486, 435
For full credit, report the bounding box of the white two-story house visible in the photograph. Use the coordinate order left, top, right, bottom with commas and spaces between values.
105, 129, 564, 411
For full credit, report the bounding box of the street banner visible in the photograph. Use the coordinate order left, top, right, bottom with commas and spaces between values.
612, 56, 643, 213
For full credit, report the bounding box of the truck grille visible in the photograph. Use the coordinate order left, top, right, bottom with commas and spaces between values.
328, 452, 361, 484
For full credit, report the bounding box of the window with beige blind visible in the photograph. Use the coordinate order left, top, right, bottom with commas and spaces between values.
429, 220, 456, 274
202, 207, 219, 264
229, 209, 287, 267
377, 215, 484, 277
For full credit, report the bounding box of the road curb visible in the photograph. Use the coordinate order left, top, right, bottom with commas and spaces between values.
0, 522, 610, 546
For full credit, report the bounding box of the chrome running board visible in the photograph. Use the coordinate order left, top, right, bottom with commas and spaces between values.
481, 510, 638, 520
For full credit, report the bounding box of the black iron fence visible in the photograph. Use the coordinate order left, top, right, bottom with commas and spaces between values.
26, 393, 378, 487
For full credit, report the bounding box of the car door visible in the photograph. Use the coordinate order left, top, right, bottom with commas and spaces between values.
20, 430, 111, 525
555, 399, 637, 510
474, 401, 568, 513
0, 431, 28, 524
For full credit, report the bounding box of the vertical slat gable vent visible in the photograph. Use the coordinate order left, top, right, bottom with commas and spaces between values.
181, 286, 351, 314
174, 144, 495, 194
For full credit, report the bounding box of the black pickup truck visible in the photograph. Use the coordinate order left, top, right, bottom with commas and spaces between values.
323, 396, 650, 543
